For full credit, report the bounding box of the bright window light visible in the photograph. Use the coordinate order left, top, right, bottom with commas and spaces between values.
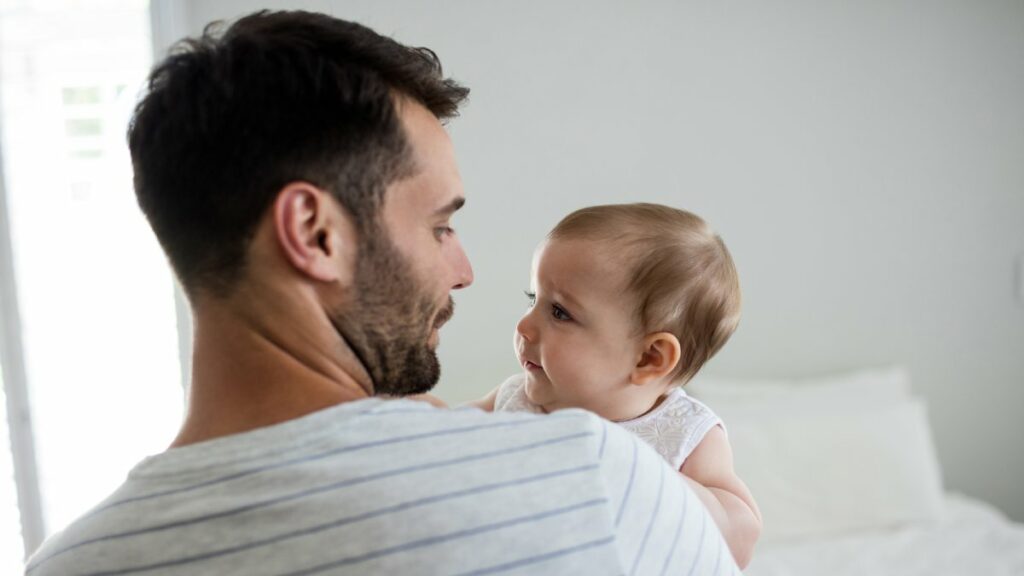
0, 0, 184, 546
0, 372, 24, 573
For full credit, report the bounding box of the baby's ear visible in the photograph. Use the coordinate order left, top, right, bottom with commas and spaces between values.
630, 332, 681, 386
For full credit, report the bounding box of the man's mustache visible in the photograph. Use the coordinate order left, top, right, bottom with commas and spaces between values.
434, 297, 455, 328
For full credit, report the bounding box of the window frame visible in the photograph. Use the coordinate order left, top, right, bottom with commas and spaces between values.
0, 0, 192, 561
0, 145, 46, 560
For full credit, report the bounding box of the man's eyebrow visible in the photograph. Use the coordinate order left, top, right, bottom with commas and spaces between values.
434, 197, 465, 216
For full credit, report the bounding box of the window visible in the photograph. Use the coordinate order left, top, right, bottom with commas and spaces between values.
0, 0, 184, 562
1, 373, 25, 574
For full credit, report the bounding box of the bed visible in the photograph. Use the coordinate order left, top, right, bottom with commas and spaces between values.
687, 367, 1024, 576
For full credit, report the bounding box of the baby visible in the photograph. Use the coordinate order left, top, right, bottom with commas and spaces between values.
470, 203, 762, 567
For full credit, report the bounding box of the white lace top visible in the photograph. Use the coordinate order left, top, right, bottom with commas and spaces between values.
494, 374, 723, 470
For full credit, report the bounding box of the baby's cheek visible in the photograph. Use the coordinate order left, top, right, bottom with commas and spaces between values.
557, 367, 598, 404
572, 350, 609, 380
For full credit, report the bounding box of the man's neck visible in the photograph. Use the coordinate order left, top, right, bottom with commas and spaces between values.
169, 290, 373, 449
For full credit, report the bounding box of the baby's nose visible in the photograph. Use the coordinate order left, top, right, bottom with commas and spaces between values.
515, 314, 535, 342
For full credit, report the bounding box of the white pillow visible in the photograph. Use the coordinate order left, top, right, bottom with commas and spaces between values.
717, 396, 945, 543
688, 366, 912, 408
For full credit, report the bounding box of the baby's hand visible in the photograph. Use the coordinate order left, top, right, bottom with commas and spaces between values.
407, 393, 449, 408
463, 386, 500, 412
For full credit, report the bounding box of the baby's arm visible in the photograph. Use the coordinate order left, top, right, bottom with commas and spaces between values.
463, 386, 499, 412
679, 426, 762, 569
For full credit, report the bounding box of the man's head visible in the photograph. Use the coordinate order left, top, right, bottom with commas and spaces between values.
129, 10, 473, 395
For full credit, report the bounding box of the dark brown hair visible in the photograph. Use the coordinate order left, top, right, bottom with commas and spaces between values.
128, 10, 468, 297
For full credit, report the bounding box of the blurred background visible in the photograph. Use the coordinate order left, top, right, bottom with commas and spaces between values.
0, 0, 1021, 569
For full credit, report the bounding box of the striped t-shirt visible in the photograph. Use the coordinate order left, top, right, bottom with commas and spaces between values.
26, 398, 738, 575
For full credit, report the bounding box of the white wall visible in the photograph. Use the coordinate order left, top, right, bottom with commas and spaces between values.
172, 0, 1024, 521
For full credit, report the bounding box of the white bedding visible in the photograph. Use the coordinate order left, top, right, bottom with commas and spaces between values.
689, 368, 1024, 575
745, 492, 1024, 576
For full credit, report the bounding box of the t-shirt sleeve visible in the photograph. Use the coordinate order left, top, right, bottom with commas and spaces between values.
594, 416, 740, 576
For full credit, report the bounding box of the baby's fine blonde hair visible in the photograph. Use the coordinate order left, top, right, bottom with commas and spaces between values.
548, 203, 741, 384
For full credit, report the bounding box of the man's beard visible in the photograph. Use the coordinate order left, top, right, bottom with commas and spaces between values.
331, 227, 453, 396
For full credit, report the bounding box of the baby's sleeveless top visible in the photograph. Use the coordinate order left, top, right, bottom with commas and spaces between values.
493, 374, 723, 470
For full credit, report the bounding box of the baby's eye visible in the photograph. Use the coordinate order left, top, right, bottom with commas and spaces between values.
552, 304, 572, 322
523, 290, 536, 308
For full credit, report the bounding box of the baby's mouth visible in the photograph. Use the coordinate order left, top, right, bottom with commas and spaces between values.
523, 360, 543, 371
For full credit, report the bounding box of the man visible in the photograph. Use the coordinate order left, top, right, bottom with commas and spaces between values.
26, 10, 738, 575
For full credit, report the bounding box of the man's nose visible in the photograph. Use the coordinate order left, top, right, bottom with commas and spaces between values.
450, 239, 473, 290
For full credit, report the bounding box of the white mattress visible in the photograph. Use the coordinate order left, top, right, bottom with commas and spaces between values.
745, 493, 1024, 576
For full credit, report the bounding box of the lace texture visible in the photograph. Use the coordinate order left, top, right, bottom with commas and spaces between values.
494, 374, 722, 469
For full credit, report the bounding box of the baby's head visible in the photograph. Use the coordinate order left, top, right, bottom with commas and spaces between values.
515, 203, 740, 420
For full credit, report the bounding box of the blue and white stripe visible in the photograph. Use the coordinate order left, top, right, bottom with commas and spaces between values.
27, 398, 737, 575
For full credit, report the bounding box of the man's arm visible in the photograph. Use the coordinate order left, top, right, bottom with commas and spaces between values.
680, 426, 762, 568
596, 417, 739, 575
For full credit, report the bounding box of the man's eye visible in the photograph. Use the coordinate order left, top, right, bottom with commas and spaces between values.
434, 226, 455, 240
523, 290, 536, 308
552, 305, 572, 321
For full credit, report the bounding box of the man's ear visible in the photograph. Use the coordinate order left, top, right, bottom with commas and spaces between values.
630, 332, 682, 386
272, 182, 356, 284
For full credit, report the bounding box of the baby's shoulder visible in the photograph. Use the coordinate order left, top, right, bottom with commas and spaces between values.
638, 387, 724, 429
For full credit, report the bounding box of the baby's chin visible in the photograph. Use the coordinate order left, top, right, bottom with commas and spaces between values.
522, 374, 553, 410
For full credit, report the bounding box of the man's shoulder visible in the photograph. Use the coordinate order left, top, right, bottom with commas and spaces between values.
26, 403, 738, 576
26, 403, 634, 576
376, 399, 601, 429
389, 402, 639, 458
374, 402, 610, 450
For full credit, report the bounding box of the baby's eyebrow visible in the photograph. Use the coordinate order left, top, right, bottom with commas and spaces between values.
552, 289, 584, 311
